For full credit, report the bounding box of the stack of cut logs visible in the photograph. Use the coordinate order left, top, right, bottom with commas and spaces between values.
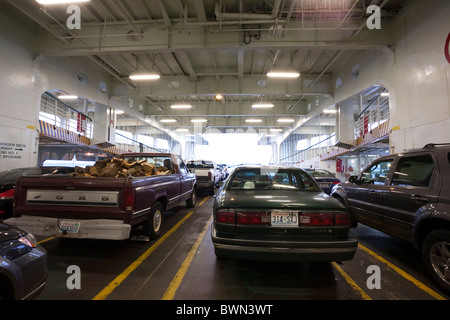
71, 158, 171, 178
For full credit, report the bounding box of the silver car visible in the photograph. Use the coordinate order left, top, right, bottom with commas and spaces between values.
0, 222, 47, 299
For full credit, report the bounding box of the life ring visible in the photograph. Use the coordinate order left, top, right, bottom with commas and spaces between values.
445, 32, 450, 64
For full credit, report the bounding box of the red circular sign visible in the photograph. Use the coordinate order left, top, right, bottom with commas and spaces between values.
445, 32, 450, 64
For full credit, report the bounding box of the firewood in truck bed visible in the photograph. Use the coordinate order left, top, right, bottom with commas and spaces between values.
71, 158, 170, 178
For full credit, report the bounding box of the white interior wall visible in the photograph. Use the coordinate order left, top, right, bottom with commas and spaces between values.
0, 5, 115, 170
0, 7, 41, 171
329, 0, 450, 153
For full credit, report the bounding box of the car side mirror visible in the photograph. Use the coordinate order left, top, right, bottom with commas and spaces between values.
348, 176, 359, 184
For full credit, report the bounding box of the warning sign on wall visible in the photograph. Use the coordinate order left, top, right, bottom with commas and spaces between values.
0, 126, 36, 171
0, 141, 26, 160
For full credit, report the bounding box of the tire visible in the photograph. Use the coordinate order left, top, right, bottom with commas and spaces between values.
145, 202, 164, 240
421, 229, 450, 292
186, 188, 196, 208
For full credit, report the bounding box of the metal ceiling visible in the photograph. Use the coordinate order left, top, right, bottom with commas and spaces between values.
7, 0, 404, 137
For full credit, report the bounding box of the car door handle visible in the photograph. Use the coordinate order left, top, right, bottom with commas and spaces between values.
411, 194, 428, 203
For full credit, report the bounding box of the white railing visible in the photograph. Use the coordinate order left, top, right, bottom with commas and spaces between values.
355, 95, 390, 139
39, 94, 93, 139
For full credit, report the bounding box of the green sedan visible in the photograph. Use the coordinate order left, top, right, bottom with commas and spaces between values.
211, 166, 357, 262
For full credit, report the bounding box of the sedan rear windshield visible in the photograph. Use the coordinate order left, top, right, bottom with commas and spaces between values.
187, 161, 214, 168
308, 170, 335, 178
228, 168, 320, 191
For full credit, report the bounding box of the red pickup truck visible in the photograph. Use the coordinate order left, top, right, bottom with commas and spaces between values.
7, 153, 197, 241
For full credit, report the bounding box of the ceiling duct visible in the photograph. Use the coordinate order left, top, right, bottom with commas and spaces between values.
214, 0, 282, 21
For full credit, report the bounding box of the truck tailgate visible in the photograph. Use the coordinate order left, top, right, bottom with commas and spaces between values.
14, 176, 129, 220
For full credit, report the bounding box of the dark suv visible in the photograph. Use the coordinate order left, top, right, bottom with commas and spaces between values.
331, 143, 450, 292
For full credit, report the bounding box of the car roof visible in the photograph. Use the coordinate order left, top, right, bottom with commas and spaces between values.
234, 165, 305, 171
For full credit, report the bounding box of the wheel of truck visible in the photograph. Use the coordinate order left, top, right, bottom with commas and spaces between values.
421, 229, 450, 292
186, 188, 196, 208
145, 202, 164, 240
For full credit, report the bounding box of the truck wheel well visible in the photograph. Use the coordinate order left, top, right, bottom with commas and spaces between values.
417, 218, 450, 248
155, 197, 167, 210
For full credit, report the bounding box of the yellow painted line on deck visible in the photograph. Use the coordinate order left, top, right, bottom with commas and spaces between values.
331, 262, 372, 300
161, 215, 212, 300
92, 196, 210, 300
197, 196, 210, 206
358, 243, 447, 300
37, 237, 55, 245
92, 211, 194, 300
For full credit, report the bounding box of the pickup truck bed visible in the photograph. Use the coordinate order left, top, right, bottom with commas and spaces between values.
7, 153, 197, 240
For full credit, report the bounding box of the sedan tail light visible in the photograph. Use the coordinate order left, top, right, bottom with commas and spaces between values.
216, 210, 235, 224
334, 213, 351, 226
215, 210, 350, 227
0, 189, 14, 199
300, 213, 334, 226
237, 212, 270, 225
300, 213, 350, 226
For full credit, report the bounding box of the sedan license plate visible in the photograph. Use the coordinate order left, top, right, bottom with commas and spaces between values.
271, 211, 298, 227
59, 220, 81, 234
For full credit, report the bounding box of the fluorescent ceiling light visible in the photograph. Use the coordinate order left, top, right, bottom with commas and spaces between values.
171, 104, 192, 109
252, 103, 274, 109
270, 128, 283, 132
36, 0, 90, 4
59, 95, 78, 100
160, 119, 177, 123
277, 118, 295, 123
129, 73, 160, 80
267, 71, 300, 78
176, 128, 189, 132
245, 119, 263, 123
380, 92, 390, 97
323, 109, 337, 114
115, 110, 124, 115
191, 119, 207, 123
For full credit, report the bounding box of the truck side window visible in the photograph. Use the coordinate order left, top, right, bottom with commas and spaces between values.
163, 159, 173, 173
391, 155, 435, 187
179, 161, 189, 175
360, 159, 393, 185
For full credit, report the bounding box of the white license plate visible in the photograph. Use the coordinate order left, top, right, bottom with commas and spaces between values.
59, 220, 81, 234
271, 211, 299, 227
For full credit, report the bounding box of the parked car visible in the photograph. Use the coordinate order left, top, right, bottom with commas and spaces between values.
217, 164, 229, 180
0, 222, 47, 299
303, 168, 341, 194
331, 143, 450, 292
211, 165, 357, 262
0, 166, 75, 220
187, 160, 220, 195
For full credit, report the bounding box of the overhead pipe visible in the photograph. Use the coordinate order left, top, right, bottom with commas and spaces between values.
214, 0, 282, 21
